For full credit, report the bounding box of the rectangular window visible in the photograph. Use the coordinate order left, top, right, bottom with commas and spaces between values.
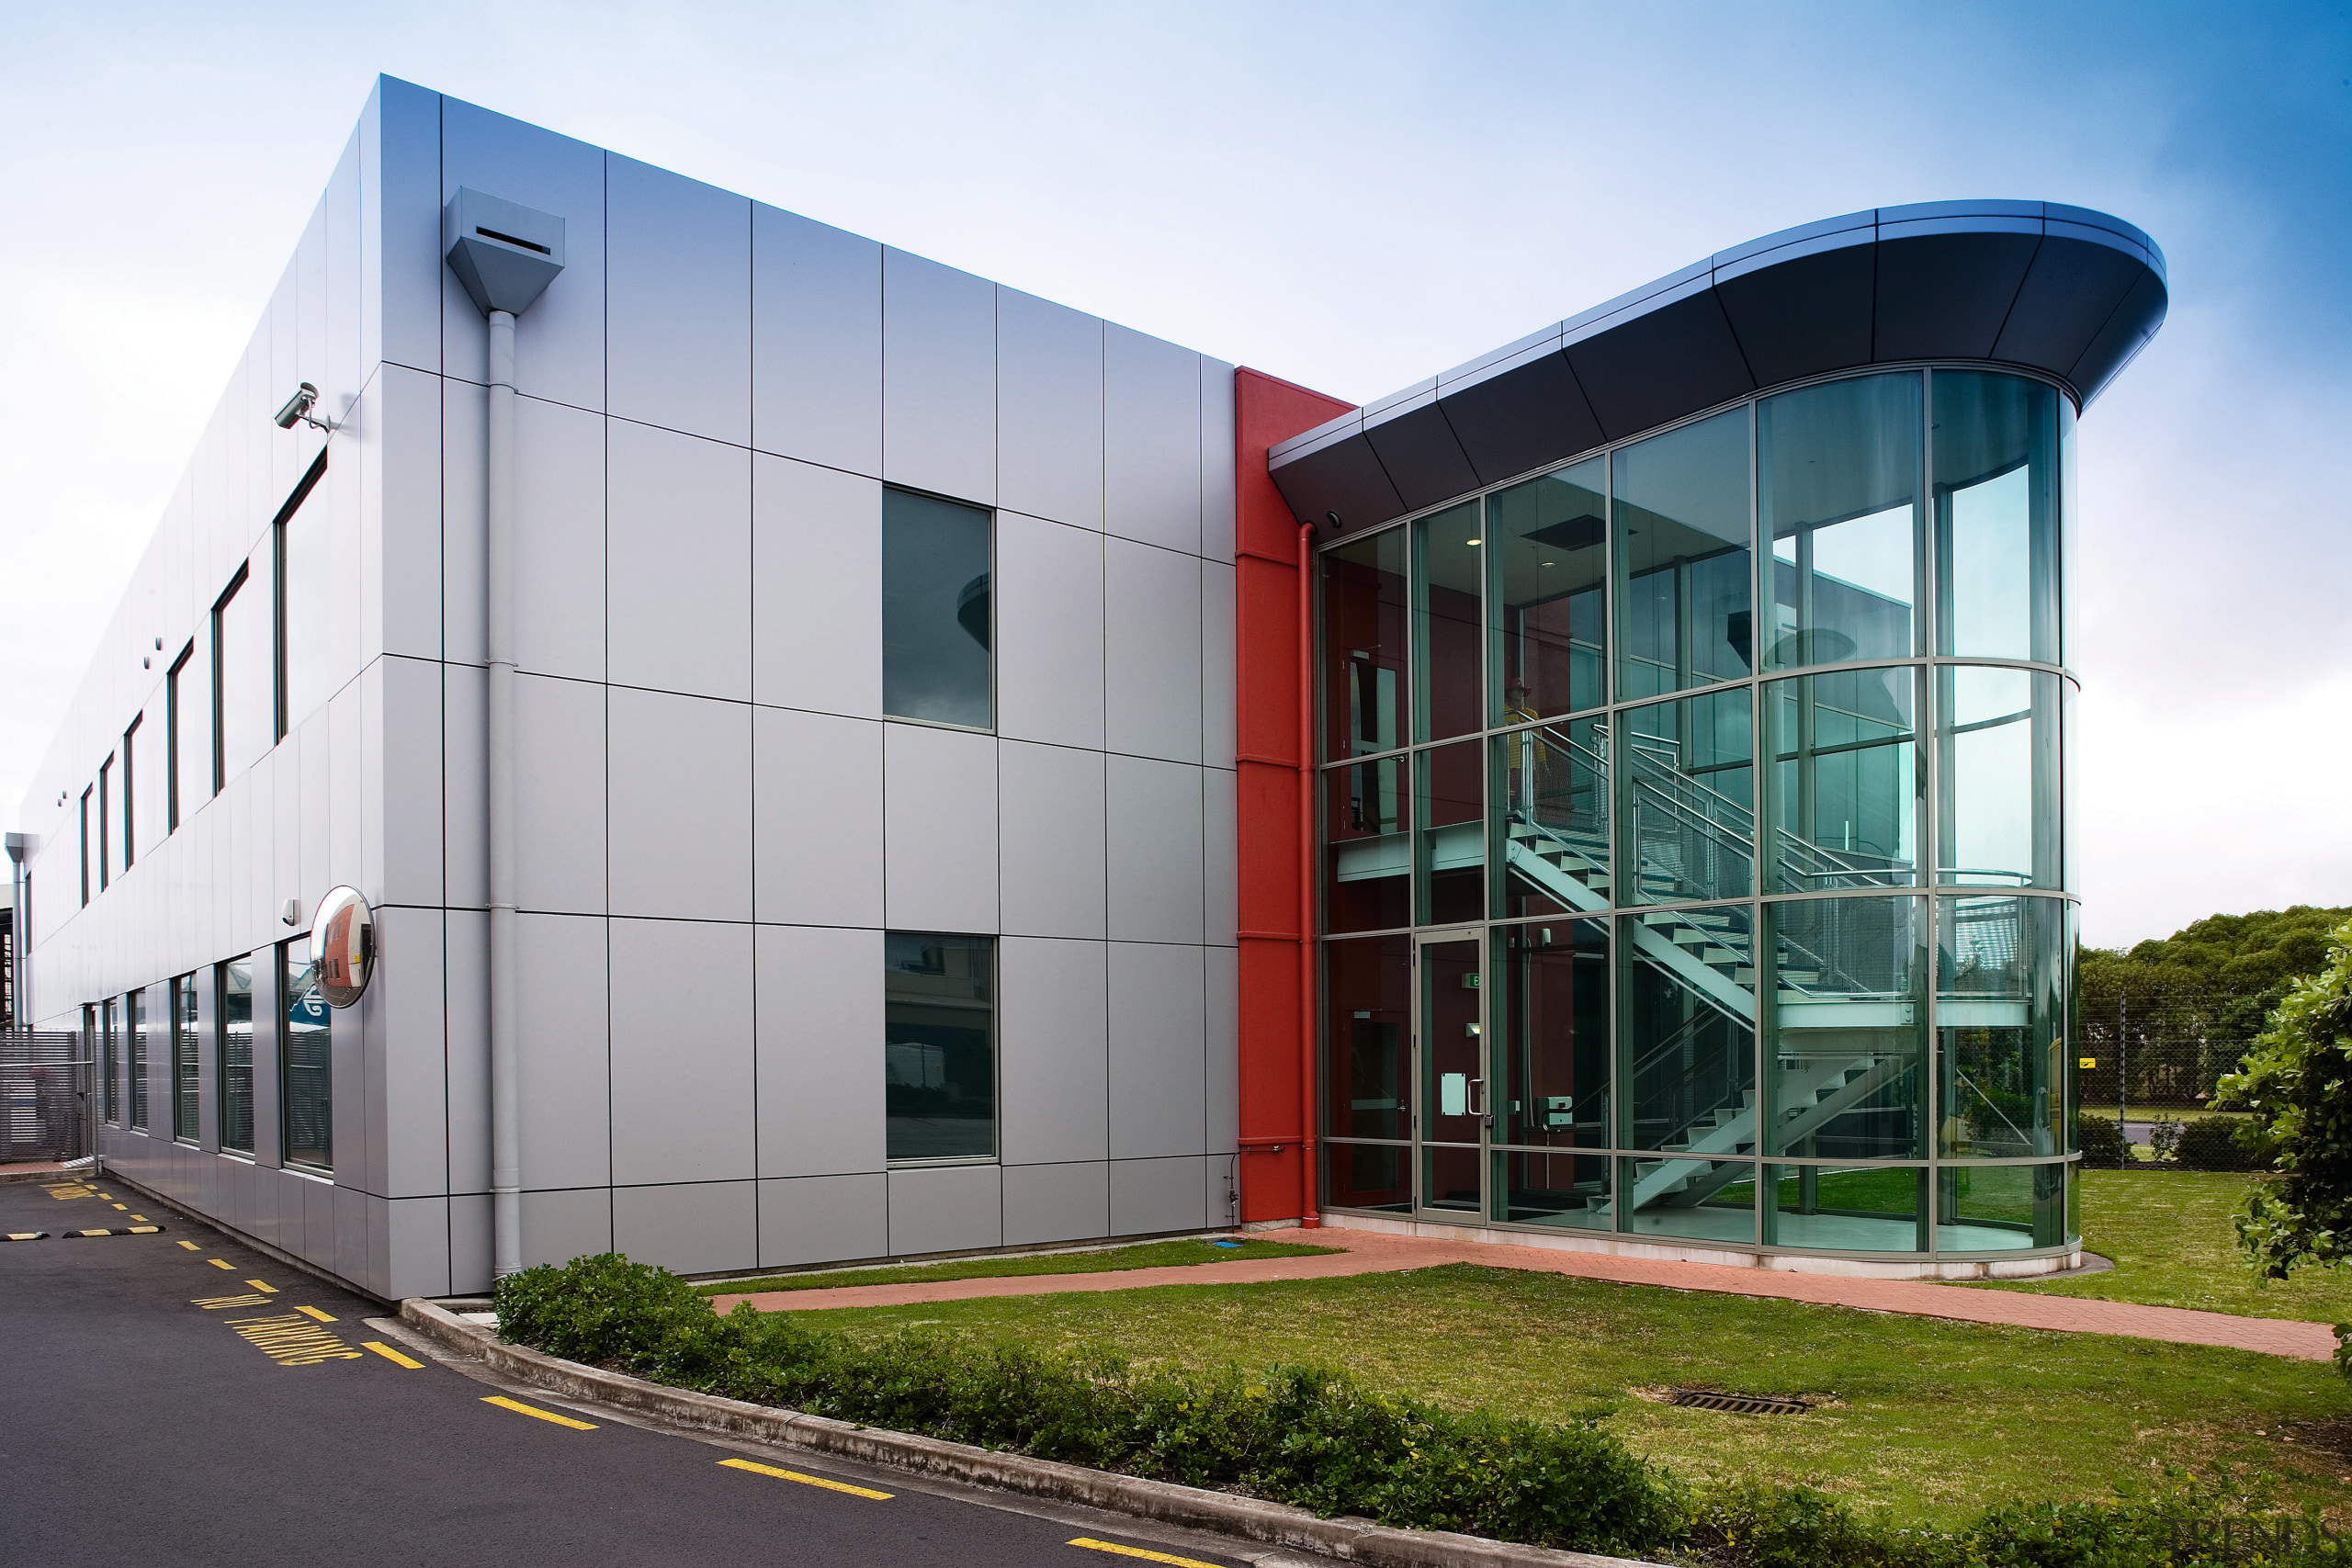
100, 997, 118, 1124
97, 756, 113, 891
277, 454, 330, 736
215, 563, 270, 788
121, 719, 140, 870
167, 641, 198, 827
218, 957, 254, 1155
79, 786, 91, 907
173, 974, 200, 1142
881, 490, 992, 729
1611, 406, 1752, 700
280, 937, 332, 1171
884, 932, 995, 1162
128, 988, 149, 1131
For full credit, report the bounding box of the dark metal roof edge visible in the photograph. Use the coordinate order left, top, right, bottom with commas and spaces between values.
1269, 202, 2165, 534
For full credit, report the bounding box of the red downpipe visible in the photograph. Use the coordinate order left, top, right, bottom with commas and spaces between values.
1295, 521, 1319, 1226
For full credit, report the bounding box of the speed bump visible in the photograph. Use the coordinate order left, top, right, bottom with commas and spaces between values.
4, 1231, 49, 1242
63, 1225, 165, 1237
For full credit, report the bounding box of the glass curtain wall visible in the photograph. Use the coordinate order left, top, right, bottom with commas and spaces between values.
1316, 365, 2079, 1259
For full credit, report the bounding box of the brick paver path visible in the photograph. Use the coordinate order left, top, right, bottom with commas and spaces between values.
713, 1224, 2336, 1362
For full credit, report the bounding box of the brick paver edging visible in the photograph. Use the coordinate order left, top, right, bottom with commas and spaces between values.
712, 1226, 2335, 1362
396, 1298, 1655, 1568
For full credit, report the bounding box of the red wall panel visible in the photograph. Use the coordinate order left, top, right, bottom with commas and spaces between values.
1230, 368, 1353, 1224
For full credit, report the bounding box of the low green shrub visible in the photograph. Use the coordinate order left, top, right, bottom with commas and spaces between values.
492, 1255, 2340, 1567
495, 1254, 1685, 1556
2174, 1114, 2274, 1172
2076, 1114, 2128, 1166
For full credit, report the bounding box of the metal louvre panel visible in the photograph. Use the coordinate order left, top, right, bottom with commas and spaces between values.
0, 1032, 89, 1163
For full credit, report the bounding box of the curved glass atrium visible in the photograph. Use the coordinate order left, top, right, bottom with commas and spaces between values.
1317, 366, 2078, 1261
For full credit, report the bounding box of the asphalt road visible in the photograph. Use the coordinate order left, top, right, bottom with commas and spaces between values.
0, 1173, 1277, 1568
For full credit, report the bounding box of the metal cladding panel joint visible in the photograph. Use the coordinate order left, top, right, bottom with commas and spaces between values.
1271, 201, 2166, 538
1713, 240, 1876, 389
1566, 287, 1755, 443
1870, 227, 2041, 360
1360, 396, 1478, 512
443, 187, 566, 317
1437, 344, 1600, 489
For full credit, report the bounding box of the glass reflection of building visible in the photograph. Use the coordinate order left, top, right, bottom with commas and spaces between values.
1317, 367, 2076, 1261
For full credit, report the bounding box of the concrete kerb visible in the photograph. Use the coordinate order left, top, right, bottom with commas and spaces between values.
397, 1298, 1657, 1568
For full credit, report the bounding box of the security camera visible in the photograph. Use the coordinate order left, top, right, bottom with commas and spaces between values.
274, 382, 326, 431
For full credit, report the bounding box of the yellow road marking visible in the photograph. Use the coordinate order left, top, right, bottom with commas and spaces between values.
208, 1258, 234, 1269
225, 1312, 363, 1364
44, 1184, 92, 1199
718, 1456, 893, 1498
1069, 1540, 1226, 1568
246, 1280, 277, 1293
194, 1293, 276, 1309
96, 1191, 111, 1199
362, 1340, 424, 1370
176, 1240, 198, 1250
481, 1395, 595, 1430
111, 1202, 126, 1210
130, 1214, 148, 1223
295, 1305, 337, 1323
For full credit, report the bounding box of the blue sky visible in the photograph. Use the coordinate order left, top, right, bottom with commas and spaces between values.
1, 1, 2345, 946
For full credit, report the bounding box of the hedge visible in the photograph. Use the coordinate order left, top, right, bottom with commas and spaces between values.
492, 1254, 2340, 1567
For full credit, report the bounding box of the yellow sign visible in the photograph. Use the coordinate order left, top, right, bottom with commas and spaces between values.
2079, 1057, 2097, 1069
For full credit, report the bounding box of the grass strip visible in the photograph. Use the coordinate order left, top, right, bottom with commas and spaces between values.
498, 1254, 2348, 1566
693, 1236, 1338, 1297
1972, 1169, 2352, 1323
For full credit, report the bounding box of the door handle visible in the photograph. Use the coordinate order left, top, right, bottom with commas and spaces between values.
1468, 1077, 1489, 1124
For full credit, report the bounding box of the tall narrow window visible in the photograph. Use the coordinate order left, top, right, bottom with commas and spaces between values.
100, 997, 118, 1124
173, 974, 200, 1142
884, 932, 995, 1162
277, 454, 330, 736
79, 786, 91, 908
1612, 408, 1752, 699
214, 563, 269, 788
280, 937, 332, 1171
167, 641, 197, 827
218, 957, 254, 1155
121, 719, 140, 870
96, 757, 112, 891
128, 988, 149, 1132
881, 491, 992, 729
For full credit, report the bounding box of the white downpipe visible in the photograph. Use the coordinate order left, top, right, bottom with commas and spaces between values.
487, 308, 523, 1279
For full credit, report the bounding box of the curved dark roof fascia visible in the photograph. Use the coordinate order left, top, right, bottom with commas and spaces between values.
1269, 200, 2166, 538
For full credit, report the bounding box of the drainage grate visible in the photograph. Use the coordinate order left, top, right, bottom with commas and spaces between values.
1667, 1389, 1811, 1416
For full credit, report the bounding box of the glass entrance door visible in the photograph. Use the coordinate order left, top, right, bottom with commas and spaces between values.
1416, 931, 1488, 1218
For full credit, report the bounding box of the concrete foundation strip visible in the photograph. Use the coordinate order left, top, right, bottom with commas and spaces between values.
398, 1299, 1657, 1568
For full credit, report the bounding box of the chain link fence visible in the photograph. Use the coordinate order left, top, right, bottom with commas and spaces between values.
1, 1032, 89, 1164
2074, 985, 2267, 1170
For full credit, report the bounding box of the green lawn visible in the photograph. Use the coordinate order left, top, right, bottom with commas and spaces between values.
793, 1264, 2352, 1527
694, 1236, 1338, 1297
1975, 1168, 2352, 1323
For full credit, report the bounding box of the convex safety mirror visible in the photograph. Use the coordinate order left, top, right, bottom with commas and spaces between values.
309, 886, 376, 1009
